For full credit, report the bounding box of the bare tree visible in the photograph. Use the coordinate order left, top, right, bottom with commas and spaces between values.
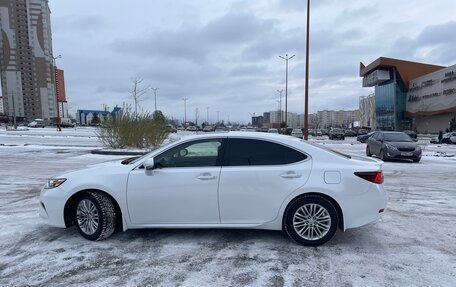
310, 114, 320, 129
130, 77, 150, 120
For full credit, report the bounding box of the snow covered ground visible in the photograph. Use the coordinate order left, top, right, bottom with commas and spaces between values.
1, 127, 455, 286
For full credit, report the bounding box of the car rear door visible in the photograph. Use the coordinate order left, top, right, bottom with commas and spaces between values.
218, 138, 312, 224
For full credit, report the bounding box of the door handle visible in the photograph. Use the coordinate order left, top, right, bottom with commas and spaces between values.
280, 171, 301, 178
196, 173, 216, 180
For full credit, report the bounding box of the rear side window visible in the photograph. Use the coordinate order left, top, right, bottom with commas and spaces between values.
224, 138, 307, 166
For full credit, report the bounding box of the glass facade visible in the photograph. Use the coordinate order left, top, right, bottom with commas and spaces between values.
374, 69, 409, 131
375, 81, 395, 130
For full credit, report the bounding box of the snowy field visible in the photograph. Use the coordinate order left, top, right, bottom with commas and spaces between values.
1, 127, 455, 287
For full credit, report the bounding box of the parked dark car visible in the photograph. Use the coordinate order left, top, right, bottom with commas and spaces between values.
357, 131, 375, 143
344, 129, 357, 137
442, 132, 456, 144
357, 129, 368, 135
366, 131, 421, 162
165, 124, 177, 133
403, 130, 417, 139
329, 128, 345, 140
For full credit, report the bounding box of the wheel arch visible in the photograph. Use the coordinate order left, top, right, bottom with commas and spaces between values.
282, 192, 344, 230
64, 189, 123, 231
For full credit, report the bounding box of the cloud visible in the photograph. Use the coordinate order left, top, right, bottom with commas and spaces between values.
389, 21, 456, 65
50, 0, 456, 122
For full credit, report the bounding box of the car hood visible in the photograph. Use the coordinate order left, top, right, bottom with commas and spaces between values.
51, 159, 131, 179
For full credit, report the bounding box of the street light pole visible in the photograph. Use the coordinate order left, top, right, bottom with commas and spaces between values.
279, 54, 295, 129
151, 88, 159, 112
206, 106, 209, 124
182, 97, 188, 123
276, 89, 284, 127
304, 0, 311, 140
52, 54, 62, 131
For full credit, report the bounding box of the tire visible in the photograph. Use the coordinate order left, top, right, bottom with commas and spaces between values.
413, 158, 421, 163
284, 195, 339, 246
74, 191, 117, 241
366, 146, 372, 157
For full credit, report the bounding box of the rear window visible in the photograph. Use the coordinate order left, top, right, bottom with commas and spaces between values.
307, 142, 351, 159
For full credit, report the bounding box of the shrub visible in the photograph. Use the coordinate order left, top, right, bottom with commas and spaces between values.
97, 108, 168, 149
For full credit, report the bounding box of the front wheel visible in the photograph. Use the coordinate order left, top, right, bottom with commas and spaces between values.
75, 191, 117, 241
284, 195, 339, 246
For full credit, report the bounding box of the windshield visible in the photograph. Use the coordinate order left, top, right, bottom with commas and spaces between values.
384, 133, 412, 142
129, 139, 179, 165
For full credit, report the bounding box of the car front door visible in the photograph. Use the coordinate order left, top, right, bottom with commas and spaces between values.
368, 132, 380, 155
218, 138, 312, 224
126, 138, 225, 224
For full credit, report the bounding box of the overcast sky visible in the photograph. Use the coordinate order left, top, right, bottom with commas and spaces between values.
51, 0, 456, 123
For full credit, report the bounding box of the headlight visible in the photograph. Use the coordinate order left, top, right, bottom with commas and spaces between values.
44, 178, 67, 189
385, 143, 397, 150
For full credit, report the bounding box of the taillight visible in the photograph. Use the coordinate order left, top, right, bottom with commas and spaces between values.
354, 171, 383, 184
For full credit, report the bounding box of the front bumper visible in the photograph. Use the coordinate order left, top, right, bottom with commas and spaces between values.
331, 134, 344, 139
39, 186, 68, 228
385, 148, 421, 160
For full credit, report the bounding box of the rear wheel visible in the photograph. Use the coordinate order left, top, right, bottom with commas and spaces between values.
284, 195, 339, 246
366, 146, 372, 157
74, 191, 117, 241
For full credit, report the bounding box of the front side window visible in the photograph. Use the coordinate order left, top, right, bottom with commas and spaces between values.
224, 138, 307, 166
154, 139, 223, 168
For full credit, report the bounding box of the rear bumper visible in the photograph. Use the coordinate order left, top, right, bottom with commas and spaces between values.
341, 184, 388, 230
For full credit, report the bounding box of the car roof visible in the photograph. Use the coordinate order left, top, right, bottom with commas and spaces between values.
380, 131, 405, 134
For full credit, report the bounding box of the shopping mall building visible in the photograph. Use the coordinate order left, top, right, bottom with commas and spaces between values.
360, 57, 456, 133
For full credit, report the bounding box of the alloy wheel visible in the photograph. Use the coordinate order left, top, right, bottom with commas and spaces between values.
76, 199, 99, 235
292, 203, 331, 241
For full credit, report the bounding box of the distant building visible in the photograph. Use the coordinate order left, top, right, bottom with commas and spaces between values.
55, 68, 66, 101
55, 68, 69, 119
359, 94, 376, 128
262, 112, 270, 125
76, 106, 122, 126
0, 0, 57, 122
407, 64, 456, 133
360, 57, 454, 132
317, 110, 358, 128
251, 115, 263, 127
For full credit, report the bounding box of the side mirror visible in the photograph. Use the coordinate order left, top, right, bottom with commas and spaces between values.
144, 158, 155, 171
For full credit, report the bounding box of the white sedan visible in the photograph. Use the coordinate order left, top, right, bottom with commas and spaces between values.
40, 132, 387, 246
